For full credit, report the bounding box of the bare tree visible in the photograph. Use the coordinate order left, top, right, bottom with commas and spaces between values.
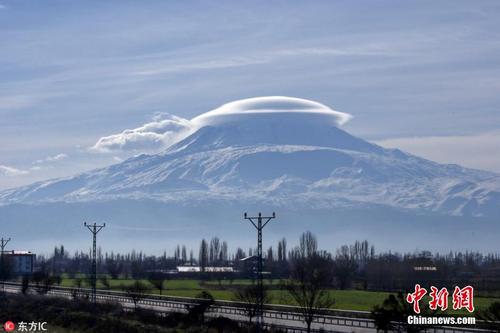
284, 253, 335, 333
99, 275, 111, 290
333, 245, 358, 289
235, 248, 246, 261
21, 275, 30, 294
72, 276, 84, 298
220, 241, 228, 263
174, 245, 181, 264
199, 239, 208, 272
299, 231, 317, 258
148, 272, 167, 295
479, 302, 500, 332
233, 283, 271, 329
181, 245, 187, 264
280, 238, 287, 262
31, 270, 56, 295
106, 259, 121, 279
209, 237, 221, 265
186, 291, 214, 323
122, 281, 149, 310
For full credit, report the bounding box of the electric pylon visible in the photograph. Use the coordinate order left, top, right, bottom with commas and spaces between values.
0, 237, 11, 291
243, 212, 276, 332
83, 222, 105, 304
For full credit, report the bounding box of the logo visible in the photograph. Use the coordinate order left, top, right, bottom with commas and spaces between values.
406, 284, 475, 314
4, 321, 15, 332
2, 321, 48, 332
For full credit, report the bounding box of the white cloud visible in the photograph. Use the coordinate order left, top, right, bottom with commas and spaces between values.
34, 153, 68, 164
133, 56, 270, 76
132, 46, 389, 77
192, 96, 352, 127
376, 131, 500, 174
91, 113, 193, 153
0, 165, 29, 176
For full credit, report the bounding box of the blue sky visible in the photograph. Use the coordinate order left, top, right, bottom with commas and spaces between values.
1, 0, 500, 189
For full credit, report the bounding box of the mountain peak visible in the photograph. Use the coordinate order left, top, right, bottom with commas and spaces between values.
168, 96, 374, 154
1, 96, 499, 219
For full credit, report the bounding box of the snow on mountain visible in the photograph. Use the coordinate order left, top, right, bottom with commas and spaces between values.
1, 96, 499, 218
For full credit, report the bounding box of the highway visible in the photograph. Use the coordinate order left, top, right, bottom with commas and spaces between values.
1, 282, 493, 333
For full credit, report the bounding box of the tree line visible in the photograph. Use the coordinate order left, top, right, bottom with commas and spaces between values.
27, 231, 499, 295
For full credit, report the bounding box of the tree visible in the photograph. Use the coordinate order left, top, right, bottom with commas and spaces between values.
235, 248, 246, 261
74, 276, 84, 289
175, 245, 181, 264
199, 239, 208, 272
72, 276, 84, 298
372, 292, 431, 333
106, 258, 122, 279
130, 260, 145, 279
209, 237, 221, 265
186, 291, 214, 323
21, 275, 30, 294
284, 253, 335, 333
278, 238, 287, 262
479, 302, 500, 332
31, 271, 56, 295
99, 275, 111, 290
0, 253, 13, 284
299, 231, 317, 258
333, 245, 358, 289
53, 274, 62, 286
189, 249, 194, 265
233, 283, 271, 328
122, 281, 149, 310
276, 238, 288, 277
220, 241, 228, 264
148, 272, 167, 295
181, 245, 187, 264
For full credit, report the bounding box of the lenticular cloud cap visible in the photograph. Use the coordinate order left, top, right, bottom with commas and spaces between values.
191, 96, 352, 128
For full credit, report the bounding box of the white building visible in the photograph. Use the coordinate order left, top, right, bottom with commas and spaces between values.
177, 266, 234, 273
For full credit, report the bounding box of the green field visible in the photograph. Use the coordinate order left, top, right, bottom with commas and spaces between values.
55, 276, 500, 313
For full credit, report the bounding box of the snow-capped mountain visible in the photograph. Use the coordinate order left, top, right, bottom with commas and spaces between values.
1, 96, 499, 253
1, 96, 499, 218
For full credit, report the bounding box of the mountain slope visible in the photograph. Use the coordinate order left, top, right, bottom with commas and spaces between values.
1, 96, 499, 218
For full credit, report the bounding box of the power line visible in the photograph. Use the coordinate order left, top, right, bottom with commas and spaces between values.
0, 237, 11, 291
83, 222, 105, 304
243, 212, 276, 333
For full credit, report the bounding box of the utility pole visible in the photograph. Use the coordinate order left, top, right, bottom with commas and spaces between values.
243, 212, 276, 332
0, 237, 11, 291
84, 222, 105, 304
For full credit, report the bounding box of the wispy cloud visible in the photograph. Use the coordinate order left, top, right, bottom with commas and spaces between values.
34, 153, 68, 164
133, 56, 270, 76
132, 46, 391, 77
0, 165, 29, 176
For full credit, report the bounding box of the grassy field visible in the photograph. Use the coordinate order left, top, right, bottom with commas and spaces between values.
54, 276, 500, 313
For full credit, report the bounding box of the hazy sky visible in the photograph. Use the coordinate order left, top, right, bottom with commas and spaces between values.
1, 0, 500, 189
